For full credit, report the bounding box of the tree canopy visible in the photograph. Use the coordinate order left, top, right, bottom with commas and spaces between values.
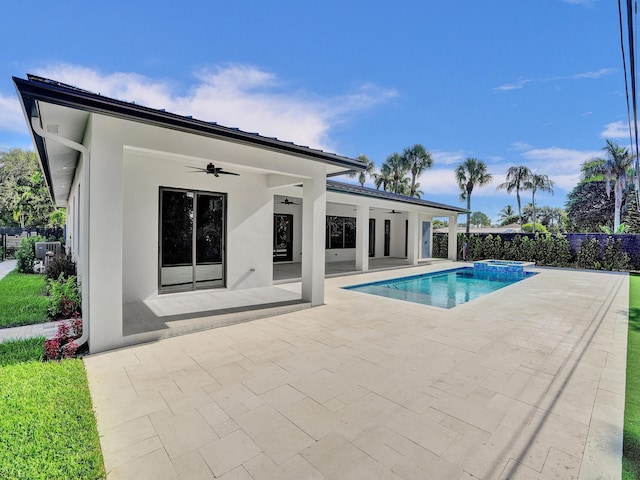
565, 180, 615, 232
455, 157, 492, 235
470, 211, 491, 227
496, 165, 532, 227
581, 140, 633, 231
0, 148, 54, 228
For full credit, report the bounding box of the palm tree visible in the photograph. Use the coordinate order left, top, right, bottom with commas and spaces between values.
401, 144, 433, 198
346, 154, 376, 187
524, 173, 554, 232
455, 158, 493, 234
582, 140, 633, 231
381, 152, 409, 194
498, 205, 518, 225
496, 165, 532, 228
373, 164, 393, 191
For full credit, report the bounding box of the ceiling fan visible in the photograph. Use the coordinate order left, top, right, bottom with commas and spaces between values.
187, 163, 239, 177
387, 209, 402, 214
280, 197, 300, 205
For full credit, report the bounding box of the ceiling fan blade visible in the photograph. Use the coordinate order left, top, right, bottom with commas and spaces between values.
186, 166, 207, 172
217, 170, 240, 176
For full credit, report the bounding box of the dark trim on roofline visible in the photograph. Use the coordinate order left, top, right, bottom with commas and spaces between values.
13, 75, 366, 171
326, 180, 468, 214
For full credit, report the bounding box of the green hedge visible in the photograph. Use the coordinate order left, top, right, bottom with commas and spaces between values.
433, 233, 630, 271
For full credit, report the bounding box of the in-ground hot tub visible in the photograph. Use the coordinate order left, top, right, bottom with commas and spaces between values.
473, 259, 535, 277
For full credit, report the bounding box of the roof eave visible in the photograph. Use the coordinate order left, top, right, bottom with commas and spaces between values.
13, 81, 57, 206
13, 75, 366, 172
326, 180, 468, 214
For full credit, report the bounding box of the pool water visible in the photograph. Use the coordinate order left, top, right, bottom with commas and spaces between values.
344, 267, 536, 309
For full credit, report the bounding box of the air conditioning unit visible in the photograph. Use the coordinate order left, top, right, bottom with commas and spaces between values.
35, 241, 62, 260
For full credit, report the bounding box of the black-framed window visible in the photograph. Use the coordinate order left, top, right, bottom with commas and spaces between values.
326, 216, 356, 249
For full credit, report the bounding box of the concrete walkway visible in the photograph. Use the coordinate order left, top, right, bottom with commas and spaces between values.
0, 259, 17, 281
84, 263, 628, 480
0, 259, 62, 342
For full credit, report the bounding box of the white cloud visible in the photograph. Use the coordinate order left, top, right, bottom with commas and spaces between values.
417, 168, 460, 195
520, 146, 600, 189
493, 79, 531, 92
600, 120, 633, 139
510, 141, 534, 151
431, 149, 465, 165
29, 63, 397, 151
494, 68, 614, 92
568, 68, 614, 79
0, 94, 27, 133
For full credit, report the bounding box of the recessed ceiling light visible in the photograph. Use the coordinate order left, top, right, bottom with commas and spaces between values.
62, 166, 67, 169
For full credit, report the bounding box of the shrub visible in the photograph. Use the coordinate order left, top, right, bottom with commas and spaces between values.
603, 237, 631, 271
45, 255, 76, 281
43, 314, 83, 360
47, 274, 81, 320
15, 236, 46, 274
576, 237, 602, 270
432, 234, 448, 258
482, 235, 496, 259
522, 223, 549, 234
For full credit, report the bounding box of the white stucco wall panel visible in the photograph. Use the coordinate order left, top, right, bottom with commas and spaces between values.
123, 148, 273, 303
86, 115, 125, 352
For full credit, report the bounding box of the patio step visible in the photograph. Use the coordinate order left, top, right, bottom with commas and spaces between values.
122, 299, 312, 346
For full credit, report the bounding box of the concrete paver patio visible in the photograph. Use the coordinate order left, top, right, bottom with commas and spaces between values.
84, 262, 629, 479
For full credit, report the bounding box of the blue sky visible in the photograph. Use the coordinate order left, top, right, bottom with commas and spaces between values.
0, 0, 628, 222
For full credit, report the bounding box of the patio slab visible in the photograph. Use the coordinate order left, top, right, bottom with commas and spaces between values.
84, 262, 629, 479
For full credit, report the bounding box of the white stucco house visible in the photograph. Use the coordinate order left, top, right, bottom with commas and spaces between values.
14, 75, 465, 353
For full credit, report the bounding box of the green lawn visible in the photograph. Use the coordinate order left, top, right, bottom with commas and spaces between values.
0, 271, 49, 328
624, 273, 640, 479
0, 338, 105, 480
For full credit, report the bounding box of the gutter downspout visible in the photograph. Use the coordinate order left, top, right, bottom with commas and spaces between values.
31, 117, 90, 348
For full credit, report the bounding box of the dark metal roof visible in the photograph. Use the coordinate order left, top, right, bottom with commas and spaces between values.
326, 180, 468, 214
13, 75, 367, 171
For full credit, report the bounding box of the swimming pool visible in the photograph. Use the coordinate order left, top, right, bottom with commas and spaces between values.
344, 267, 536, 309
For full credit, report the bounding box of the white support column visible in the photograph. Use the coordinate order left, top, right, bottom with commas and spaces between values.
407, 211, 419, 265
355, 205, 369, 272
86, 117, 125, 352
301, 176, 326, 305
448, 214, 458, 260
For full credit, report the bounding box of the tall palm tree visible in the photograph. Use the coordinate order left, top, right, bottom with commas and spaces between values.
524, 173, 554, 232
401, 144, 433, 198
582, 140, 633, 231
455, 158, 493, 234
346, 154, 376, 187
496, 165, 532, 228
382, 152, 409, 194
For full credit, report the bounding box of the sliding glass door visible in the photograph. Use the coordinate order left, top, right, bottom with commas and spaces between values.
159, 188, 226, 293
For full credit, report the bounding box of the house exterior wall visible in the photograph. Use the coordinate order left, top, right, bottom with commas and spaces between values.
80, 113, 322, 352
122, 149, 273, 303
